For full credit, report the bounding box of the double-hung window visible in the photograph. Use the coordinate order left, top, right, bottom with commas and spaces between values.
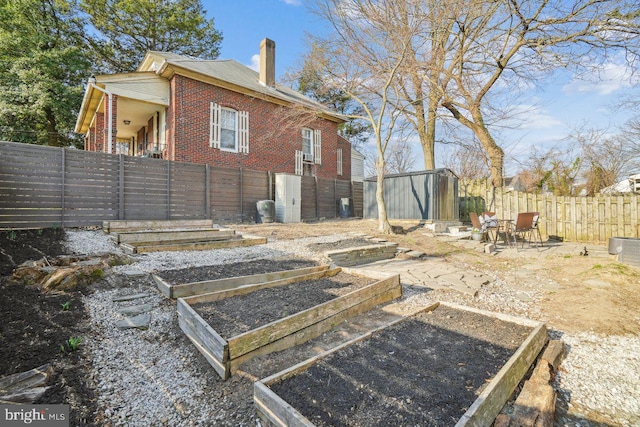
210, 102, 249, 153
302, 128, 313, 162
301, 128, 321, 164
220, 108, 237, 151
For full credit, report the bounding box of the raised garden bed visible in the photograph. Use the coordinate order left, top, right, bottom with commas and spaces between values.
255, 302, 547, 427
324, 243, 398, 267
177, 268, 401, 380
152, 258, 319, 298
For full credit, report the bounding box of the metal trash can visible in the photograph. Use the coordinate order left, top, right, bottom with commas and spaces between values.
338, 198, 351, 218
256, 200, 275, 223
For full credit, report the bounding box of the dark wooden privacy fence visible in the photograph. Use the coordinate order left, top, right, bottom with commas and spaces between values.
0, 141, 361, 229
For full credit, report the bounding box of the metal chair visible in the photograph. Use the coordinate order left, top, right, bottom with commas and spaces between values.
482, 211, 500, 243
531, 212, 543, 247
510, 212, 541, 250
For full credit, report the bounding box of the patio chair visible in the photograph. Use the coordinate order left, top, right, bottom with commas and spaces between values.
531, 212, 543, 247
482, 211, 500, 243
510, 212, 541, 250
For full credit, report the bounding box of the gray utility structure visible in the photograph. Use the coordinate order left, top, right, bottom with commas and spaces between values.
364, 169, 459, 221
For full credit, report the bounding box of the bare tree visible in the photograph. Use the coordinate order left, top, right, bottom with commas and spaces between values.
306, 0, 424, 233
442, 138, 490, 182
438, 0, 640, 187
572, 127, 637, 195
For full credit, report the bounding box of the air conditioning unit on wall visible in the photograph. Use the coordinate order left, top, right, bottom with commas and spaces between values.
303, 153, 314, 162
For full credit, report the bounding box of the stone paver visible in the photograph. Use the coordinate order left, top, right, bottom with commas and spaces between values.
115, 313, 151, 330
351, 258, 489, 296
112, 292, 151, 302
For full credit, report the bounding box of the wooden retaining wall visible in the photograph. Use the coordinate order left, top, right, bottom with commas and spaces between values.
0, 141, 362, 229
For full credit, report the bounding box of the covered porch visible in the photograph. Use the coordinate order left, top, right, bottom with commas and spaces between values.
75, 72, 170, 158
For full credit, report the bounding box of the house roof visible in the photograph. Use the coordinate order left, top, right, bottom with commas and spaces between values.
139, 51, 345, 123
75, 50, 346, 134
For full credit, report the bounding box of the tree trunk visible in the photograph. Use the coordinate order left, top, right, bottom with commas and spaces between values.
375, 154, 392, 234
44, 106, 60, 147
424, 91, 438, 170
470, 108, 504, 187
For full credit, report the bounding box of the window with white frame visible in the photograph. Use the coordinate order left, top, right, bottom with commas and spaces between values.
210, 102, 249, 153
302, 128, 313, 161
301, 128, 322, 164
220, 108, 237, 151
337, 148, 343, 175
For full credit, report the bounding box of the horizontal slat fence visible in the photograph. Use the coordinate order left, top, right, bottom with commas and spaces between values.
0, 141, 359, 229
459, 178, 640, 243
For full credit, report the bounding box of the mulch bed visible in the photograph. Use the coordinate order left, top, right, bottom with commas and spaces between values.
269, 305, 533, 427
192, 272, 376, 337
156, 258, 317, 284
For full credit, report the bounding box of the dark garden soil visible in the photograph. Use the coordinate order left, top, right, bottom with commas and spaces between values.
157, 258, 317, 284
193, 272, 376, 337
0, 228, 96, 426
0, 228, 66, 276
270, 305, 533, 427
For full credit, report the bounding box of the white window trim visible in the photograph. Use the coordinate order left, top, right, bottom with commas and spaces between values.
337, 148, 343, 176
219, 107, 239, 153
210, 102, 250, 153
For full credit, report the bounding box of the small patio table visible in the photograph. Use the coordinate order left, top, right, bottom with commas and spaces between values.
496, 219, 514, 247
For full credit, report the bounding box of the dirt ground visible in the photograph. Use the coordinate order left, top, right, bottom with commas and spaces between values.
0, 228, 96, 426
1, 219, 639, 426
270, 305, 533, 426
235, 219, 640, 336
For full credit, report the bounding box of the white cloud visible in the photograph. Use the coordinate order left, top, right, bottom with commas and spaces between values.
248, 54, 260, 72
562, 60, 640, 95
507, 104, 563, 130
280, 0, 301, 5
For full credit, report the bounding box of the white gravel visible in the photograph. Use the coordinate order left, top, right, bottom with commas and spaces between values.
65, 229, 640, 426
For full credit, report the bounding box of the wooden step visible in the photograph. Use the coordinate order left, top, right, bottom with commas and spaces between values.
114, 229, 235, 245
120, 234, 267, 254
103, 219, 215, 233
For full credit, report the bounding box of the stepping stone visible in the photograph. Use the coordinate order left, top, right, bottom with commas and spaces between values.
406, 251, 424, 258
370, 238, 387, 243
118, 304, 153, 316
122, 269, 147, 278
112, 292, 150, 302
396, 247, 411, 253
115, 313, 151, 330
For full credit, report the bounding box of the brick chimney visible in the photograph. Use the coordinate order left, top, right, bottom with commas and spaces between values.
259, 38, 276, 87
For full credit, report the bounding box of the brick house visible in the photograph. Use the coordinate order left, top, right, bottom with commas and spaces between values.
75, 39, 351, 180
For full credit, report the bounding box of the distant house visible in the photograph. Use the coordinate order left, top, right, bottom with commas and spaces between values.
74, 39, 351, 180
600, 174, 640, 194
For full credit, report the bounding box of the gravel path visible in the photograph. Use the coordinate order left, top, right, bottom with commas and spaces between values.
66, 229, 640, 426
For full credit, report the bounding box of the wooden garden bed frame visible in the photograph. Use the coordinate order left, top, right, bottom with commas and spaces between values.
153, 265, 331, 299
254, 302, 548, 427
177, 268, 402, 380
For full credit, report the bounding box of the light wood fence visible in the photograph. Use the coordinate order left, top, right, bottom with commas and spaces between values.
0, 141, 361, 229
459, 179, 640, 243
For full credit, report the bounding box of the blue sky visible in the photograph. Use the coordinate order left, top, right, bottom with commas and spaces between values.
202, 0, 639, 175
